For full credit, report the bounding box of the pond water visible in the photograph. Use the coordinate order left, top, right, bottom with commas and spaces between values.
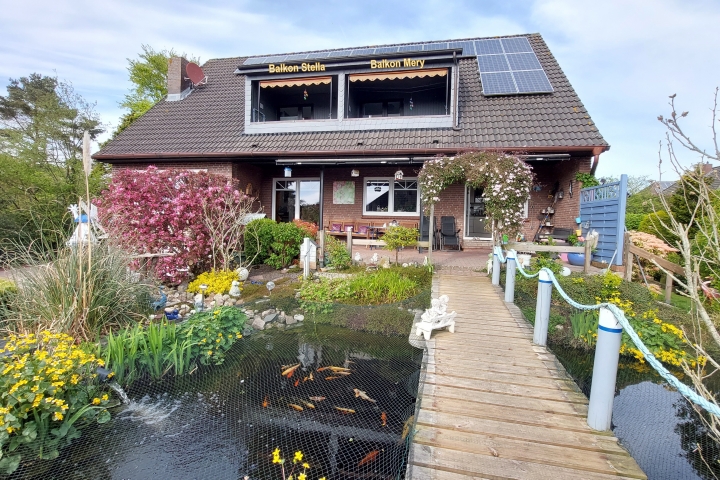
9, 325, 422, 480
550, 342, 719, 480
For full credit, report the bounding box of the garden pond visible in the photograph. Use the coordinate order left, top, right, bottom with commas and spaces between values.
7, 324, 422, 480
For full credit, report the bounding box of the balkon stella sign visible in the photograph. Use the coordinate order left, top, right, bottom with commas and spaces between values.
268, 57, 428, 73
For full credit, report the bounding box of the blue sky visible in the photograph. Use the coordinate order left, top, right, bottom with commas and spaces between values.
1, 0, 719, 180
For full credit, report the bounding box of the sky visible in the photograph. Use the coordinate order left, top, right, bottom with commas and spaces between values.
1, 0, 719, 180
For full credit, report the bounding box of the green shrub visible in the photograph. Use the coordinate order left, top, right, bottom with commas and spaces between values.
0, 279, 16, 324
324, 235, 352, 269
382, 226, 418, 264
244, 218, 275, 265
188, 270, 240, 295
267, 222, 304, 269
639, 210, 677, 246
3, 244, 152, 339
625, 213, 645, 231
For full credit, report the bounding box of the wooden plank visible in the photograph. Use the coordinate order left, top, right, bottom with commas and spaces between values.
421, 384, 588, 416
627, 244, 684, 274
409, 443, 644, 480
423, 371, 577, 393
424, 359, 565, 378
665, 274, 673, 304
413, 427, 647, 479
416, 410, 627, 454
419, 394, 593, 431
508, 242, 585, 253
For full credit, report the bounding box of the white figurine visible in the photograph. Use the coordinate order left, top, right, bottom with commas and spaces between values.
354, 252, 362, 263
229, 280, 242, 297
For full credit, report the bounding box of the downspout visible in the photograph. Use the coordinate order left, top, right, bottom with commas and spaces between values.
590, 154, 600, 175
452, 52, 461, 131
319, 166, 324, 229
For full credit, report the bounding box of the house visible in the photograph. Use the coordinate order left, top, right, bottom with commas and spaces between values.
94, 33, 608, 248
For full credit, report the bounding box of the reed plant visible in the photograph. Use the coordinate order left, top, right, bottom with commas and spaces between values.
141, 321, 167, 380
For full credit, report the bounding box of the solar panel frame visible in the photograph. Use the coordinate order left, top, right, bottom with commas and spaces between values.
512, 70, 554, 94
505, 52, 542, 71
500, 37, 533, 53
474, 39, 503, 55
351, 48, 375, 56
451, 41, 476, 56
477, 54, 510, 73
398, 44, 424, 53
374, 46, 400, 55
480, 71, 518, 96
424, 42, 448, 51
285, 53, 309, 61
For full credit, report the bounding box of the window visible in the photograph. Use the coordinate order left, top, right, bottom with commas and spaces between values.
279, 105, 313, 120
361, 100, 403, 118
363, 178, 419, 216
250, 76, 337, 122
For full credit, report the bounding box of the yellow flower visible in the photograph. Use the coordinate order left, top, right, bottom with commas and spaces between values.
207, 351, 213, 356
298, 473, 307, 480
272, 447, 282, 464
302, 462, 310, 469
92, 398, 101, 405
53, 412, 63, 421
294, 451, 303, 463
102, 394, 109, 401
236, 333, 242, 339
6, 426, 14, 434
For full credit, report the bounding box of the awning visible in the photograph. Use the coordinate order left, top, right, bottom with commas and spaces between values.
349, 68, 447, 82
260, 76, 332, 88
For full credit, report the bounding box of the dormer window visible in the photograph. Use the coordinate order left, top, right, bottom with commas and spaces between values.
251, 76, 337, 122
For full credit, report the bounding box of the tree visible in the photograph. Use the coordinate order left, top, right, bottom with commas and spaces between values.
382, 226, 419, 264
110, 45, 198, 138
0, 74, 105, 251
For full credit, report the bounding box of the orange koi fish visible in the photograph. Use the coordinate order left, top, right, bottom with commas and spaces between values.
309, 372, 314, 381
301, 401, 315, 409
334, 406, 356, 414
398, 415, 414, 444
381, 412, 387, 427
358, 450, 379, 467
316, 366, 331, 372
288, 403, 304, 411
353, 389, 377, 403
325, 375, 342, 380
282, 363, 301, 378
327, 366, 351, 373
294, 379, 300, 387
262, 396, 269, 408
309, 396, 326, 402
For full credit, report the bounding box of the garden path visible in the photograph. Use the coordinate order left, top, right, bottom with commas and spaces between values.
407, 272, 647, 479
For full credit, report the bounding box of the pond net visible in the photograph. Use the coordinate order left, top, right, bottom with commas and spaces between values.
6, 318, 425, 480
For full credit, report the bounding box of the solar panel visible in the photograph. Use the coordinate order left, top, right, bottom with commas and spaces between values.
398, 44, 424, 53
331, 49, 353, 57
476, 36, 552, 95
480, 72, 517, 95
424, 42, 448, 51
450, 41, 476, 56
374, 46, 399, 55
506, 52, 541, 71
285, 53, 309, 61
474, 39, 503, 55
500, 37, 533, 53
513, 70, 553, 93
477, 54, 510, 73
351, 48, 375, 56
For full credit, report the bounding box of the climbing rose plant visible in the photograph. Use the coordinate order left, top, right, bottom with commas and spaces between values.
418, 152, 534, 242
99, 167, 256, 283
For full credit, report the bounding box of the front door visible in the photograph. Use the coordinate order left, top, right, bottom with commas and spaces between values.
465, 186, 492, 238
274, 179, 320, 224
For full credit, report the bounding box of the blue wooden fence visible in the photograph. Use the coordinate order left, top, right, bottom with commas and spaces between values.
579, 175, 627, 266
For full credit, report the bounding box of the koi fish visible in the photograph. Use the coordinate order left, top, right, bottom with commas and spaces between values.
334, 406, 356, 414
327, 366, 351, 373
381, 412, 387, 427
333, 371, 351, 376
316, 366, 331, 372
282, 363, 301, 378
294, 379, 300, 387
353, 389, 377, 403
301, 401, 315, 409
325, 375, 342, 380
357, 450, 379, 467
399, 415, 414, 444
309, 372, 314, 381
309, 396, 326, 402
289, 403, 304, 411
262, 396, 269, 408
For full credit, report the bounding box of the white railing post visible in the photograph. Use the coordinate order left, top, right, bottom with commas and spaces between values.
492, 248, 501, 285
587, 307, 623, 431
533, 269, 552, 346
504, 249, 517, 303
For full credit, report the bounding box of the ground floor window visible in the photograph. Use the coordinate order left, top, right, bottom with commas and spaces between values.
364, 178, 419, 216
273, 179, 320, 224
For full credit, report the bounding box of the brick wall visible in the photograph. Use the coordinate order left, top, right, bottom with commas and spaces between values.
112, 161, 233, 178
167, 57, 191, 96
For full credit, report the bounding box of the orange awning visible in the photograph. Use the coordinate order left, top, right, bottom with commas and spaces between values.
260, 76, 332, 88
349, 68, 448, 82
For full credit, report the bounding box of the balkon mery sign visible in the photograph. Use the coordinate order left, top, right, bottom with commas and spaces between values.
267, 57, 427, 73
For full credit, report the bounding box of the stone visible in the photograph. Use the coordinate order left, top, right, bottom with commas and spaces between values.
214, 293, 223, 304
286, 315, 297, 325
222, 294, 230, 301
276, 314, 286, 324
263, 313, 279, 324
177, 283, 188, 294
294, 314, 304, 322
251, 318, 266, 330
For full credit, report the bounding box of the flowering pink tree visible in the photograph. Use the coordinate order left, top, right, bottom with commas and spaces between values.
99, 167, 257, 283
418, 151, 534, 243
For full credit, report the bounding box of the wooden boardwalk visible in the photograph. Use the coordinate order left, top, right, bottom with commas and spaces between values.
407, 272, 646, 480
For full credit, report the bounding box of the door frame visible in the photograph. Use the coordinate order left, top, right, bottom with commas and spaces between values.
271, 177, 321, 222
463, 184, 493, 240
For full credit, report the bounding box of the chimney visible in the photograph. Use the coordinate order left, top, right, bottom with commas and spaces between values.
167, 57, 191, 101
701, 162, 713, 175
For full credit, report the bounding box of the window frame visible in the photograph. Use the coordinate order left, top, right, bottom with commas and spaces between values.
362, 177, 420, 216
361, 99, 404, 118
271, 177, 321, 222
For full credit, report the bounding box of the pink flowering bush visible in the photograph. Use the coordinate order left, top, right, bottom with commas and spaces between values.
418, 152, 534, 242
98, 167, 256, 283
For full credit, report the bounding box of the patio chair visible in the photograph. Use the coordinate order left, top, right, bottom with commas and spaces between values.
418, 216, 438, 252
439, 216, 462, 251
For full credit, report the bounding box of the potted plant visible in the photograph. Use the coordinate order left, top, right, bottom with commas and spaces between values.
566, 233, 586, 266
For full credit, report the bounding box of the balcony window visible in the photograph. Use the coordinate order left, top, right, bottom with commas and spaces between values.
346, 68, 450, 119
364, 178, 419, 216
251, 76, 337, 122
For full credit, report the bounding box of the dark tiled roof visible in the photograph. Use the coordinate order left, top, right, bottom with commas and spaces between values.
96, 34, 607, 159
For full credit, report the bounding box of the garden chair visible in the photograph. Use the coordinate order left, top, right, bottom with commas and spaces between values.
439, 216, 462, 251
418, 216, 438, 252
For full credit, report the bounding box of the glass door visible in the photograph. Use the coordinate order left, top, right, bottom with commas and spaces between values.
465, 186, 492, 238
274, 179, 320, 224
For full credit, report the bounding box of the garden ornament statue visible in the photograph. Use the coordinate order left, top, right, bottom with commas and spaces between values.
237, 267, 249, 282
266, 281, 275, 296
194, 293, 204, 312
370, 253, 378, 265
415, 294, 457, 341
354, 252, 362, 263
150, 286, 167, 311
229, 280, 242, 297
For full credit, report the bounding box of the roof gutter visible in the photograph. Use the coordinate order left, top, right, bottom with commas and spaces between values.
94, 145, 610, 162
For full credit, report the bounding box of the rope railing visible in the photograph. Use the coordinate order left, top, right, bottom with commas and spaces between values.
495, 245, 720, 427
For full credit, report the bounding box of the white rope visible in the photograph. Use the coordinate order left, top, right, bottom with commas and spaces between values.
537, 267, 720, 417
493, 245, 507, 264
514, 255, 540, 278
